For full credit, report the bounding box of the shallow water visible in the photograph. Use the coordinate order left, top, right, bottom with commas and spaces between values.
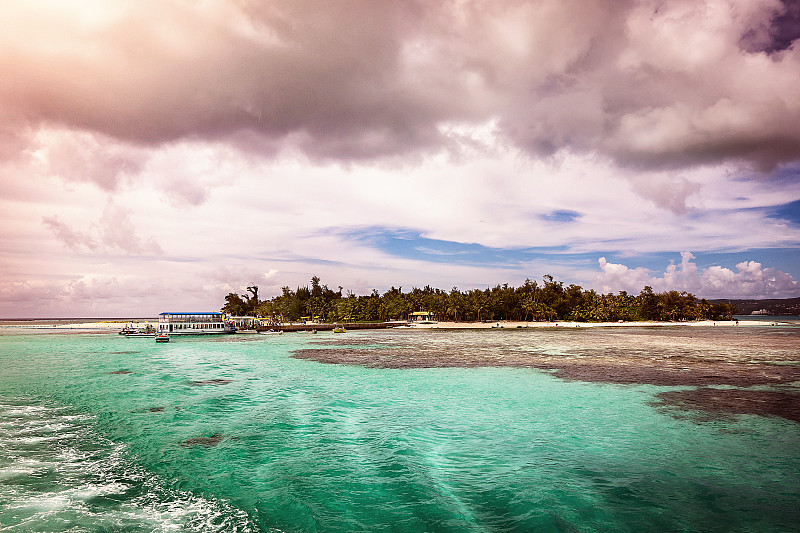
0, 328, 798, 532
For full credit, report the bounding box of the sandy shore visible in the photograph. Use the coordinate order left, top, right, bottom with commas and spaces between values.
0, 320, 156, 330
1, 318, 788, 331
409, 319, 762, 329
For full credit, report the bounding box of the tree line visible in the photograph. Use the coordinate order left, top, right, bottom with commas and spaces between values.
221, 275, 736, 323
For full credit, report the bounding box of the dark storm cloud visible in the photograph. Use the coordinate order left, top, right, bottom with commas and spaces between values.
1, 0, 799, 170
741, 0, 800, 52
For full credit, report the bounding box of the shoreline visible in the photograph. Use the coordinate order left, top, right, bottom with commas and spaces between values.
1, 317, 795, 331
411, 319, 745, 329
399, 316, 798, 329
0, 319, 156, 330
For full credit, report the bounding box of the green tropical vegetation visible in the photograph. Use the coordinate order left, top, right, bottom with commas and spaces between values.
221, 275, 736, 323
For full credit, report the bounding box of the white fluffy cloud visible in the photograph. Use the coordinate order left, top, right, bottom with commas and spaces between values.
597, 252, 800, 298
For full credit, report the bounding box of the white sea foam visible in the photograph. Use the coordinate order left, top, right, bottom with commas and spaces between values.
0, 398, 258, 532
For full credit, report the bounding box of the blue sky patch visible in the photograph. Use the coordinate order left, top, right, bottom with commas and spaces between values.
540, 210, 581, 223
338, 227, 590, 268
767, 199, 800, 225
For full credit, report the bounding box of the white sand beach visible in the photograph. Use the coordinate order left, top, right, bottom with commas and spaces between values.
0, 319, 156, 330
408, 319, 763, 329
1, 317, 789, 331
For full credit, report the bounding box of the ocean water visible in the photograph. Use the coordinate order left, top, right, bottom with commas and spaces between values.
0, 327, 798, 532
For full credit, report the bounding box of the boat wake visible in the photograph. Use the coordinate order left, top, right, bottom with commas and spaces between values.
0, 398, 260, 532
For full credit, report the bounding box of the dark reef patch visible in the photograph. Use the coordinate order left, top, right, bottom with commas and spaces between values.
527, 358, 800, 387
181, 434, 225, 447
309, 338, 396, 347
653, 388, 800, 424
291, 348, 800, 387
109, 370, 133, 375
189, 379, 233, 386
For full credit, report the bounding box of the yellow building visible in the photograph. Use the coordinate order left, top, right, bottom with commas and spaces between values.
409, 311, 436, 323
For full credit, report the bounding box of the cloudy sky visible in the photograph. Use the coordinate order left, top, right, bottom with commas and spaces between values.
2, 0, 800, 317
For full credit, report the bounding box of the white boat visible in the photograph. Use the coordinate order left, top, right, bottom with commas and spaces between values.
155, 332, 170, 343
258, 329, 283, 335
119, 324, 156, 337
157, 312, 235, 335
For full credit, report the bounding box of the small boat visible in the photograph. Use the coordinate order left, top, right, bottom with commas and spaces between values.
259, 329, 283, 335
332, 327, 346, 333
155, 332, 170, 343
120, 324, 156, 337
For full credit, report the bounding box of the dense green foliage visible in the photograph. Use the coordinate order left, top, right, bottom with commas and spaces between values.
221, 275, 735, 323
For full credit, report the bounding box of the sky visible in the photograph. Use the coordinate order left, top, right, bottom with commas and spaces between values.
1, 0, 800, 318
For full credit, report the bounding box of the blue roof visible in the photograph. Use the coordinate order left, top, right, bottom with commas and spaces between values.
159, 312, 223, 316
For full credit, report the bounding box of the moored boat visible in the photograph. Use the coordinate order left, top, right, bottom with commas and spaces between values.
155, 332, 170, 343
332, 326, 346, 333
119, 324, 156, 337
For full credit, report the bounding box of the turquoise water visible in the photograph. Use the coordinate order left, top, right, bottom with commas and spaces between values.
1, 329, 799, 532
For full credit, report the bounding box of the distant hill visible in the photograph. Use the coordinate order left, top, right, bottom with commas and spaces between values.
711, 297, 800, 316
